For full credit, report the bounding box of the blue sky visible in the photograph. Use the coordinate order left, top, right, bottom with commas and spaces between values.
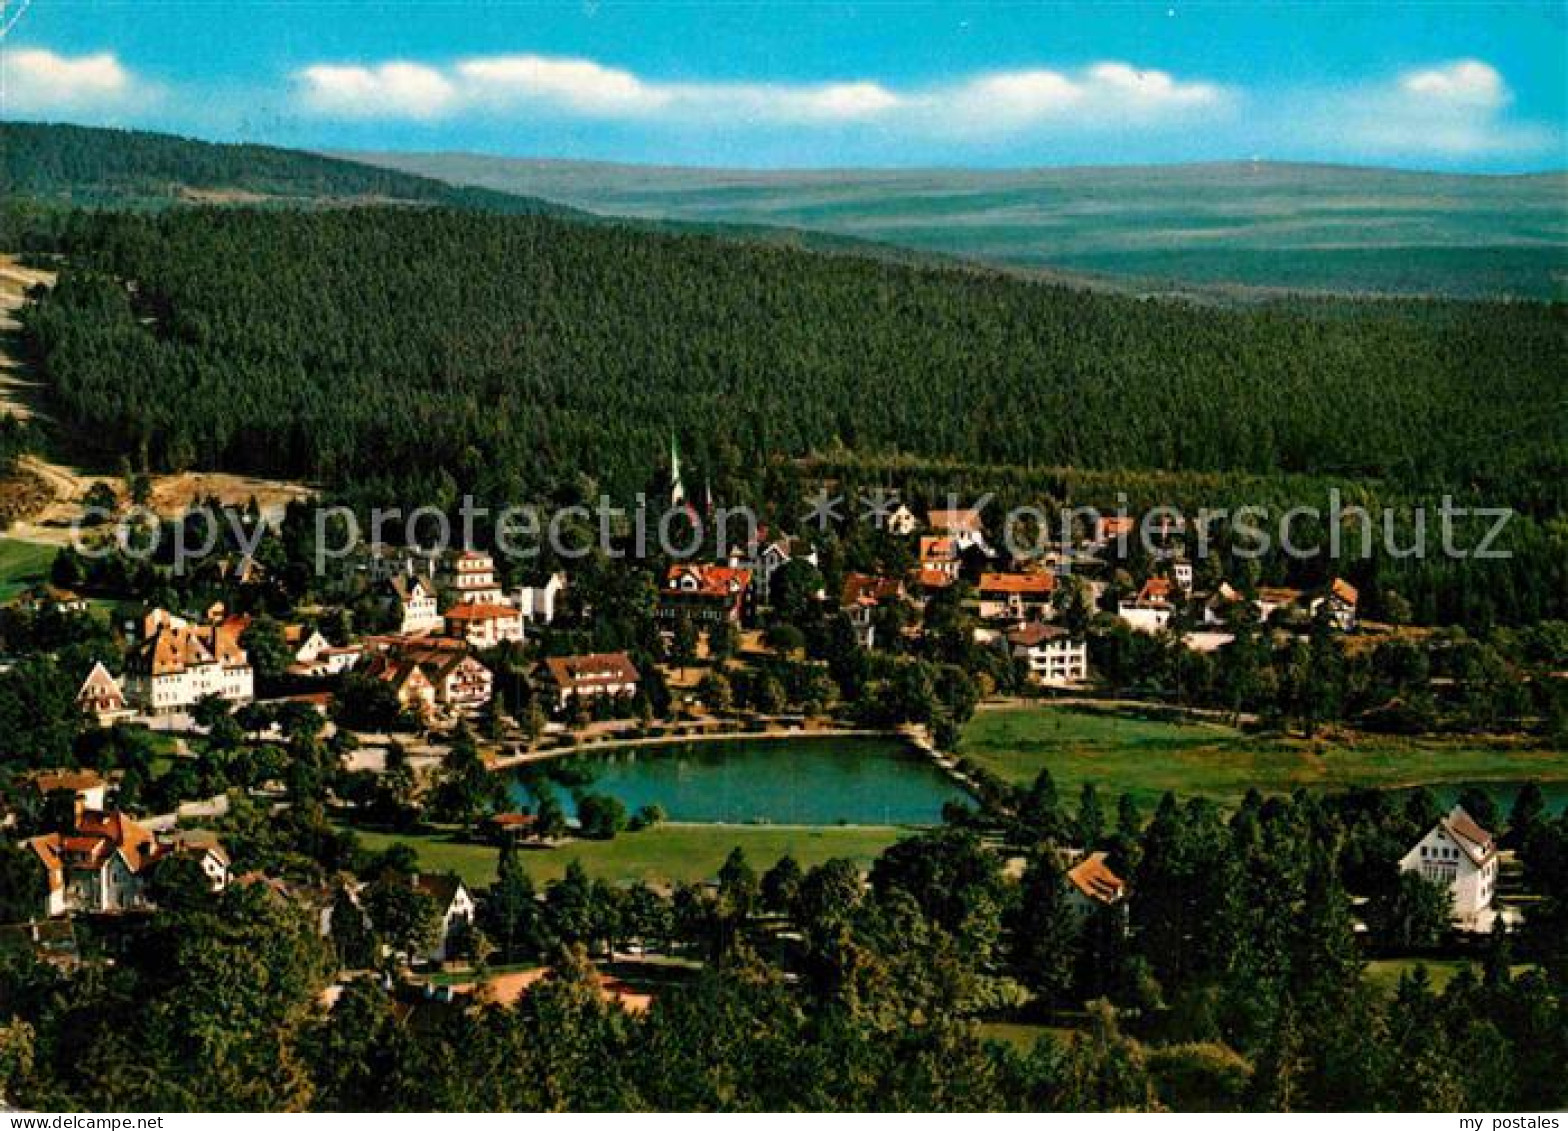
3, 1, 1565, 170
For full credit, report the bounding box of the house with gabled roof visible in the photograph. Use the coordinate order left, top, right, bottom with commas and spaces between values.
1005, 622, 1088, 687
1311, 577, 1360, 631
26, 809, 159, 917
885, 503, 919, 536
517, 572, 567, 625
413, 873, 476, 963
728, 532, 818, 605
1399, 805, 1500, 930
1118, 577, 1178, 634
362, 652, 438, 718
840, 572, 907, 648
536, 652, 641, 712
925, 507, 989, 553
75, 662, 134, 726
381, 575, 442, 635
443, 602, 525, 649
1065, 852, 1129, 921
658, 564, 753, 625
977, 571, 1056, 621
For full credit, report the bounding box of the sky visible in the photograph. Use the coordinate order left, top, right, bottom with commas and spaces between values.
2, 0, 1566, 171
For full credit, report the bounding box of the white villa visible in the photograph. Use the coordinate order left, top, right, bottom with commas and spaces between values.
1399, 805, 1500, 931
122, 610, 253, 714
1005, 622, 1088, 687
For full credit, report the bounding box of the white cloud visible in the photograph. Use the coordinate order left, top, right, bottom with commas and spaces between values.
292, 51, 1224, 136
297, 61, 457, 119
937, 63, 1224, 135
1400, 59, 1507, 109
458, 55, 666, 116
3, 47, 141, 113
1320, 58, 1549, 158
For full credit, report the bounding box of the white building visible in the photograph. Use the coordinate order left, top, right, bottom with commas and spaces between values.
444, 602, 526, 649
885, 504, 919, 536
1005, 623, 1088, 687
441, 549, 506, 605
516, 572, 567, 625
1118, 578, 1177, 634
122, 610, 253, 714
383, 576, 442, 635
729, 536, 819, 605
415, 874, 476, 963
1399, 805, 1499, 931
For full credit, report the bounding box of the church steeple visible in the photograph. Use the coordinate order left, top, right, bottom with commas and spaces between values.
669, 434, 687, 508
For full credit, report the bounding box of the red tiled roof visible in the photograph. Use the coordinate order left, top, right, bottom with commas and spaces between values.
979, 571, 1056, 596
664, 564, 752, 598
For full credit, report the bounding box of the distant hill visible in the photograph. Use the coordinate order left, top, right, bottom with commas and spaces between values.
0, 122, 571, 215
342, 152, 1568, 299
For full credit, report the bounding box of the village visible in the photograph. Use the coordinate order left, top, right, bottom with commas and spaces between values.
0, 445, 1535, 1029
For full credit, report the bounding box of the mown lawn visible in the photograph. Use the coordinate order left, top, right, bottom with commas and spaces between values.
347, 822, 909, 888
0, 538, 58, 600
960, 706, 1568, 806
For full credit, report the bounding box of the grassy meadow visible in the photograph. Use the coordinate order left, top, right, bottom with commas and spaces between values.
960, 705, 1568, 807
348, 822, 909, 888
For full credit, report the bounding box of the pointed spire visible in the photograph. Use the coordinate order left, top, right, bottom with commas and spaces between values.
669, 434, 686, 508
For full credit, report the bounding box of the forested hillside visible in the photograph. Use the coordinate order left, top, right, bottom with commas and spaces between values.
0, 122, 568, 214
16, 206, 1566, 509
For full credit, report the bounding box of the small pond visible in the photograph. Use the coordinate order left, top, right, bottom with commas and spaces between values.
510, 735, 966, 826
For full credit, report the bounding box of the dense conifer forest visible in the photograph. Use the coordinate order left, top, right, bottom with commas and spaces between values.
0, 122, 569, 213
16, 206, 1566, 503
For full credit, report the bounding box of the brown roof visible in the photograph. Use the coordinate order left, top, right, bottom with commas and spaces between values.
1006, 622, 1071, 648
413, 873, 467, 909
979, 571, 1056, 597
28, 809, 160, 881
926, 508, 983, 534
841, 572, 905, 608
1257, 586, 1303, 605
541, 652, 640, 693
1440, 805, 1495, 867
129, 615, 249, 677
31, 769, 106, 796
444, 603, 521, 622
485, 812, 537, 829
1330, 578, 1360, 605
1066, 852, 1127, 906
1135, 577, 1174, 606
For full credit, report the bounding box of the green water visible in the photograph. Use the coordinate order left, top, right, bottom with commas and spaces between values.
512, 736, 966, 826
